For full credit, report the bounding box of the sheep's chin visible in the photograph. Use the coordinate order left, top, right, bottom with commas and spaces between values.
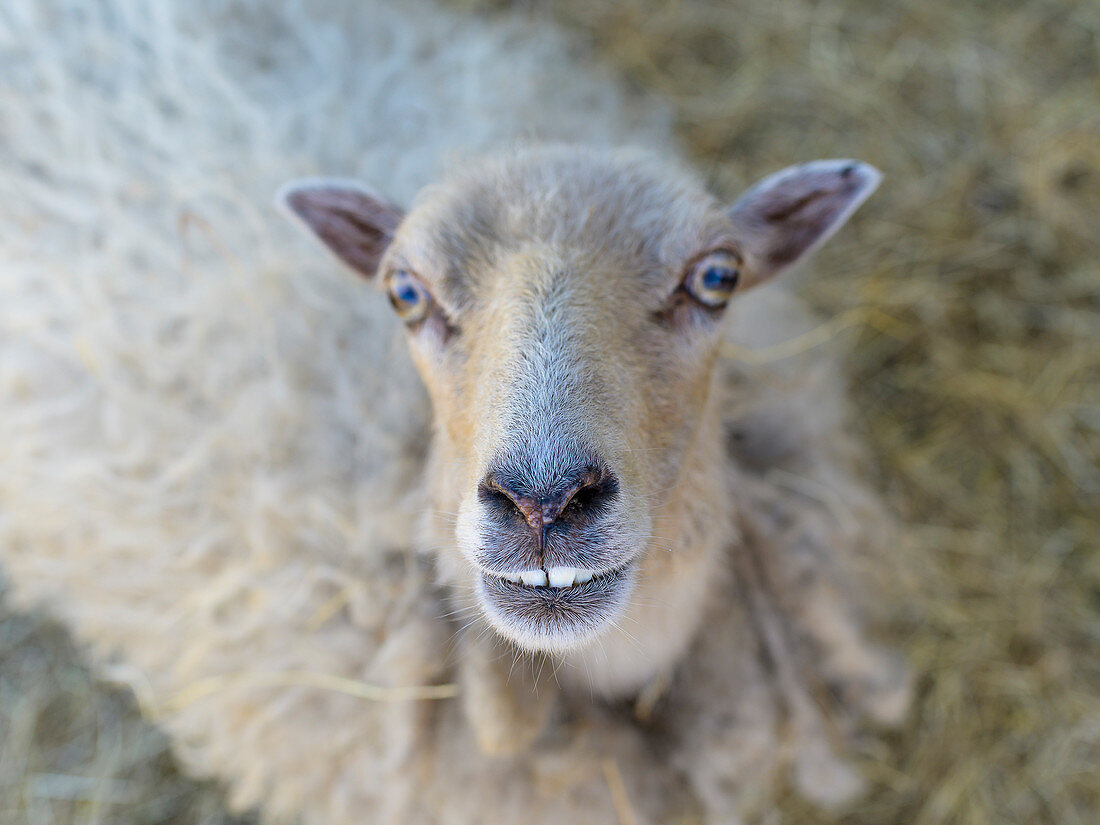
474, 564, 636, 654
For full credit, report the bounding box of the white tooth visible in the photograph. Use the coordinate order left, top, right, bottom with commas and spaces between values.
501, 572, 521, 583
547, 566, 577, 588
573, 570, 593, 584
520, 570, 548, 587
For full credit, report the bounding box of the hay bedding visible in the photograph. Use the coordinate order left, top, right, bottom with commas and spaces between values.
2, 0, 914, 823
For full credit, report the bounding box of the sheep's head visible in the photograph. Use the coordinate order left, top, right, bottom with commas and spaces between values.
281, 147, 878, 657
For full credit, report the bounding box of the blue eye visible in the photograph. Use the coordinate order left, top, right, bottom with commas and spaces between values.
388, 269, 432, 324
702, 265, 738, 290
686, 251, 741, 308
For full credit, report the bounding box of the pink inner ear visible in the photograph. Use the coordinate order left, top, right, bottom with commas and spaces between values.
761, 181, 850, 269
730, 160, 880, 279
281, 182, 404, 279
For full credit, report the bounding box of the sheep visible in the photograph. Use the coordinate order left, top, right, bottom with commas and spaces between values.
0, 1, 909, 823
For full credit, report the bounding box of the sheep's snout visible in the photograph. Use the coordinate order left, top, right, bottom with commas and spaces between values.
478, 462, 618, 539
460, 450, 642, 653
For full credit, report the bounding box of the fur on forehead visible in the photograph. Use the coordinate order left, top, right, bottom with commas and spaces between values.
390, 146, 733, 295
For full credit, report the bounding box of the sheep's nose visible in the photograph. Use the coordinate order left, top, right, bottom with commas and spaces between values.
478, 464, 618, 534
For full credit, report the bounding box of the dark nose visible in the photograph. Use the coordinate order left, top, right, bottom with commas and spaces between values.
478, 464, 618, 535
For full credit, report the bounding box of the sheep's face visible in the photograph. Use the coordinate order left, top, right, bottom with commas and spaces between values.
281, 147, 880, 655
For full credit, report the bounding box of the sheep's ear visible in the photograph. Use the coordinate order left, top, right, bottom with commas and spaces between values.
277, 179, 404, 279
728, 160, 881, 289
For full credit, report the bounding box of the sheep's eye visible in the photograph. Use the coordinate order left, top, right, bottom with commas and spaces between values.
387, 269, 431, 324
684, 251, 741, 309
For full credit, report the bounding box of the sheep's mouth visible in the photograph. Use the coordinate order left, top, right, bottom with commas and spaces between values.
475, 563, 634, 653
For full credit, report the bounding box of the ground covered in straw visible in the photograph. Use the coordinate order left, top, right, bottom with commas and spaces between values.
452, 0, 1098, 822
0, 598, 252, 825
2, 1, 1096, 824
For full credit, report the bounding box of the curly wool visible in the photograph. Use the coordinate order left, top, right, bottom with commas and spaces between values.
0, 2, 905, 823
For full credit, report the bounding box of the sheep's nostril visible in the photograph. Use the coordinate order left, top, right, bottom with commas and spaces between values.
561, 479, 602, 518
478, 465, 618, 534
477, 482, 526, 524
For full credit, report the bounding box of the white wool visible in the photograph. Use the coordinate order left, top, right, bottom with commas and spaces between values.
0, 2, 907, 823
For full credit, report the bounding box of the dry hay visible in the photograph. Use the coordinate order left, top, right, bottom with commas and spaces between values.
452, 0, 1100, 823
0, 604, 253, 825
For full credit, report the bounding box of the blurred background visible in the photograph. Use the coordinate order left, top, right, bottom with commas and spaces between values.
2, 1, 1097, 824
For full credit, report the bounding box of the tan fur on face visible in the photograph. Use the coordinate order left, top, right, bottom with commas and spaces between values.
385, 147, 741, 691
